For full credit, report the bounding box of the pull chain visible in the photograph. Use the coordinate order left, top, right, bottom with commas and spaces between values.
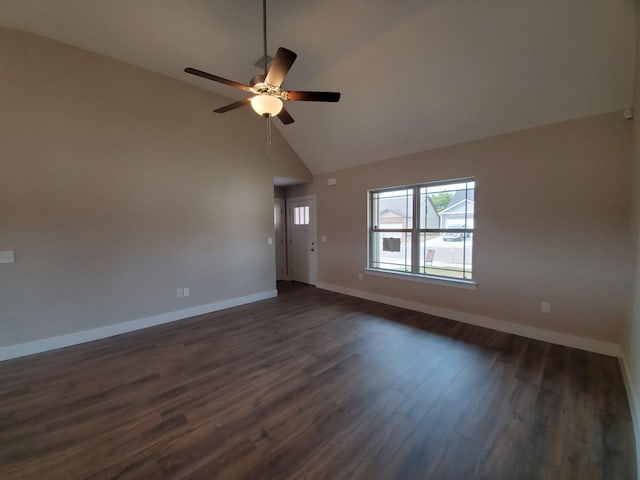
266, 115, 272, 159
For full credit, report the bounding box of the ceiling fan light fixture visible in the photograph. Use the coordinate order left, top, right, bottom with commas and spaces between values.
250, 94, 283, 117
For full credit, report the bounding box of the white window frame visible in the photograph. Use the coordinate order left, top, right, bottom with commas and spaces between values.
366, 178, 476, 288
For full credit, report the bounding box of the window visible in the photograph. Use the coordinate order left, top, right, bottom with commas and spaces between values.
293, 206, 310, 225
369, 178, 475, 282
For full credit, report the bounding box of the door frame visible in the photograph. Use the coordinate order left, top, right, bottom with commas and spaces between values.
286, 194, 318, 285
274, 197, 287, 281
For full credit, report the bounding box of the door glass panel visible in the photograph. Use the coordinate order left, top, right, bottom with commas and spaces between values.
293, 206, 310, 225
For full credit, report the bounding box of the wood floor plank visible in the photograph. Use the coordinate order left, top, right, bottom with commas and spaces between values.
379, 399, 467, 479
0, 282, 635, 479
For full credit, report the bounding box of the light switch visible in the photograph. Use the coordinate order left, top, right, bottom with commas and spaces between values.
321, 236, 327, 243
267, 237, 273, 245
183, 287, 190, 297
0, 251, 15, 264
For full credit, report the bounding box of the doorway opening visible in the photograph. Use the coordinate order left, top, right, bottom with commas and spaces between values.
273, 197, 286, 281
273, 179, 317, 286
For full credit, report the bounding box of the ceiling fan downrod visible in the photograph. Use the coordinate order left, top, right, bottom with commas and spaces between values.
263, 0, 268, 78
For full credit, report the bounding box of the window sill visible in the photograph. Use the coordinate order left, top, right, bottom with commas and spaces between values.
365, 269, 477, 290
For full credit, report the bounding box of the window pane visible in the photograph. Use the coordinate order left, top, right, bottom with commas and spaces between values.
420, 181, 475, 230
274, 205, 280, 229
293, 206, 310, 226
368, 178, 475, 282
372, 189, 413, 230
370, 232, 412, 273
419, 232, 473, 279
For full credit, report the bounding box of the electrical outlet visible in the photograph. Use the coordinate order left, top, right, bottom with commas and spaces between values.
541, 302, 551, 314
183, 287, 190, 297
176, 288, 183, 298
358, 273, 363, 280
0, 251, 15, 264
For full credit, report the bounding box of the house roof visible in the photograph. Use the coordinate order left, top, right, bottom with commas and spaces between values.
439, 199, 474, 215
448, 189, 475, 207
380, 209, 404, 218
377, 194, 438, 219
0, 0, 633, 175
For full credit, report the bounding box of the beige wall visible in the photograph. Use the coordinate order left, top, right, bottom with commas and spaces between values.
626, 93, 640, 475
621, 0, 640, 469
289, 112, 632, 344
0, 28, 311, 347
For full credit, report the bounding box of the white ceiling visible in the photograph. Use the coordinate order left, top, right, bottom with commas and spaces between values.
0, 0, 635, 174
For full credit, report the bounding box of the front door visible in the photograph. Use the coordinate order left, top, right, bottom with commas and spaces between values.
287, 196, 317, 285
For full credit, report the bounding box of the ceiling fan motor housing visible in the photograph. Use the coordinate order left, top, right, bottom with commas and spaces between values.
250, 75, 266, 88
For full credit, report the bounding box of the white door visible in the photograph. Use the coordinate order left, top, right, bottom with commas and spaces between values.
274, 198, 286, 281
287, 196, 317, 285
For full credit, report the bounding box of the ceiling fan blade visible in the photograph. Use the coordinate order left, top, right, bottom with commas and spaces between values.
213, 98, 251, 113
185, 67, 252, 93
277, 107, 295, 125
286, 91, 341, 102
265, 47, 297, 87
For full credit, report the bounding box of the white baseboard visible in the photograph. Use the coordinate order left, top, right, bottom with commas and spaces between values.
620, 354, 640, 480
0, 289, 278, 362
316, 282, 620, 357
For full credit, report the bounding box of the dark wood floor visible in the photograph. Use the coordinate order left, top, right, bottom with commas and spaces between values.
0, 282, 636, 479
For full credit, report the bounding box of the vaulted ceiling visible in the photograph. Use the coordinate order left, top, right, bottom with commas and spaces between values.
0, 0, 635, 174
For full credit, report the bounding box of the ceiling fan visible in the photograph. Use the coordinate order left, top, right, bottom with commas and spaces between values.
184, 0, 340, 125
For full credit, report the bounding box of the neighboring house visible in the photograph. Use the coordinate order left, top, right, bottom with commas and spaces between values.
378, 195, 440, 229
379, 209, 407, 229
423, 195, 440, 229
439, 189, 475, 228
